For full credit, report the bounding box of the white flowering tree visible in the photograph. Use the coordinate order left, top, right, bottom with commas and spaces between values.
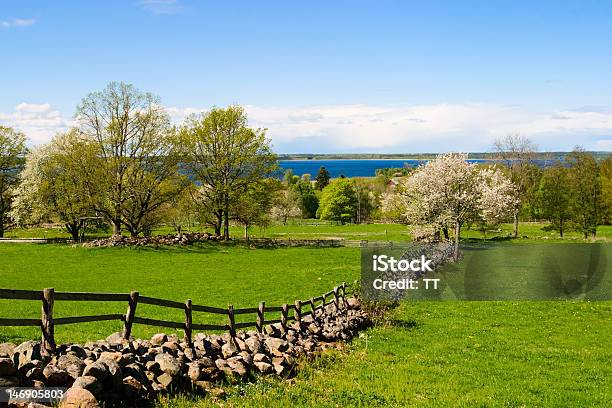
11, 131, 96, 240
383, 153, 516, 258
477, 166, 520, 227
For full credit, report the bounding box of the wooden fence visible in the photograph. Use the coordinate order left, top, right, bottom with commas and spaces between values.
0, 284, 349, 353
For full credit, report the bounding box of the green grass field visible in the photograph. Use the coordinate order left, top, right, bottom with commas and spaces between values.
162, 301, 612, 407
0, 243, 357, 344
1, 223, 611, 407
4, 221, 612, 243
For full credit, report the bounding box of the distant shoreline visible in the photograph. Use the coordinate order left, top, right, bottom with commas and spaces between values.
277, 152, 610, 161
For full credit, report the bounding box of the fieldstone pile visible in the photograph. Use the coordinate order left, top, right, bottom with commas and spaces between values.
0, 298, 368, 407
83, 232, 220, 248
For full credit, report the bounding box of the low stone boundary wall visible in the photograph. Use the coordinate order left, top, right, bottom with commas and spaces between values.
0, 298, 368, 407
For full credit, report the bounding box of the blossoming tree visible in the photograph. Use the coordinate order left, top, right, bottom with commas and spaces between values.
383, 153, 517, 258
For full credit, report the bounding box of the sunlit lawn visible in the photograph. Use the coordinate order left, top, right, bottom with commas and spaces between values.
161, 301, 612, 407
4, 222, 612, 243
0, 243, 358, 344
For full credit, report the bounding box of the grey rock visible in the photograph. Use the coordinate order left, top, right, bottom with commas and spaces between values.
66, 345, 87, 359
105, 332, 127, 345
156, 372, 175, 389
264, 338, 289, 355
82, 361, 108, 382
221, 342, 238, 359
43, 364, 73, 386
13, 341, 42, 369
123, 363, 149, 385
0, 375, 20, 386
151, 333, 168, 346
154, 353, 180, 376
0, 343, 15, 358
72, 375, 102, 397
347, 297, 361, 309
122, 375, 148, 399
226, 357, 248, 377
254, 361, 273, 374
59, 386, 100, 408
187, 362, 201, 381
244, 337, 262, 353
253, 353, 271, 364
0, 357, 17, 376
57, 354, 85, 379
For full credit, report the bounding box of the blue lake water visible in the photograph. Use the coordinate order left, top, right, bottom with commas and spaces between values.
278, 158, 556, 177
278, 159, 482, 178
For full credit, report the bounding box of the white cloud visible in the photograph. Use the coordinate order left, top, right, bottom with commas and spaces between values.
136, 0, 183, 14
595, 139, 612, 151
1, 18, 35, 28
0, 103, 73, 145
167, 103, 612, 153
3, 102, 612, 152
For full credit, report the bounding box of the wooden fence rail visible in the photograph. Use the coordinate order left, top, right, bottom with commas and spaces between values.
0, 283, 348, 352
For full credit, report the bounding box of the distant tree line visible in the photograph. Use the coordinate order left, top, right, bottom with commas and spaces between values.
0, 84, 610, 241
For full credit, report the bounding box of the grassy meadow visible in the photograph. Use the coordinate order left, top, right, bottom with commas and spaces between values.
1, 222, 611, 407
4, 221, 612, 243
162, 301, 612, 407
0, 243, 358, 344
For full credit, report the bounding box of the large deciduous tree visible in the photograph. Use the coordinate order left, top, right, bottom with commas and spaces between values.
567, 148, 602, 239
11, 131, 97, 241
76, 82, 183, 236
383, 153, 516, 258
493, 133, 539, 238
180, 106, 277, 240
233, 178, 283, 239
0, 126, 27, 237
600, 155, 612, 225
317, 178, 358, 224
536, 163, 571, 237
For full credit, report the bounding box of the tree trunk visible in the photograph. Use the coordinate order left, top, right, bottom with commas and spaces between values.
442, 226, 449, 240
0, 221, 4, 238
559, 220, 563, 238
66, 223, 80, 242
454, 221, 461, 261
223, 196, 230, 240
112, 218, 122, 236
513, 209, 519, 238
244, 224, 248, 240
213, 209, 222, 236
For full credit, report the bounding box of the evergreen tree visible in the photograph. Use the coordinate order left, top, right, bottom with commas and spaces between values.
315, 166, 331, 190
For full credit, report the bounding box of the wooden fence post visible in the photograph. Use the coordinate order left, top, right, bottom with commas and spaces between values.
280, 303, 288, 334
41, 288, 55, 353
333, 286, 339, 311
309, 297, 315, 317
256, 301, 265, 333
227, 304, 236, 343
184, 299, 193, 347
294, 300, 302, 328
122, 291, 139, 340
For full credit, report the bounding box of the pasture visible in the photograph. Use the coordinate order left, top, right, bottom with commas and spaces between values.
161, 301, 612, 407
4, 222, 612, 243
1, 222, 611, 407
0, 243, 357, 344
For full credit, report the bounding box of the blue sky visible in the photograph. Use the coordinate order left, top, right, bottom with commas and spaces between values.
1, 0, 611, 152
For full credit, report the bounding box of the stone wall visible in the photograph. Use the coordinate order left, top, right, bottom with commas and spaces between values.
0, 298, 368, 407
